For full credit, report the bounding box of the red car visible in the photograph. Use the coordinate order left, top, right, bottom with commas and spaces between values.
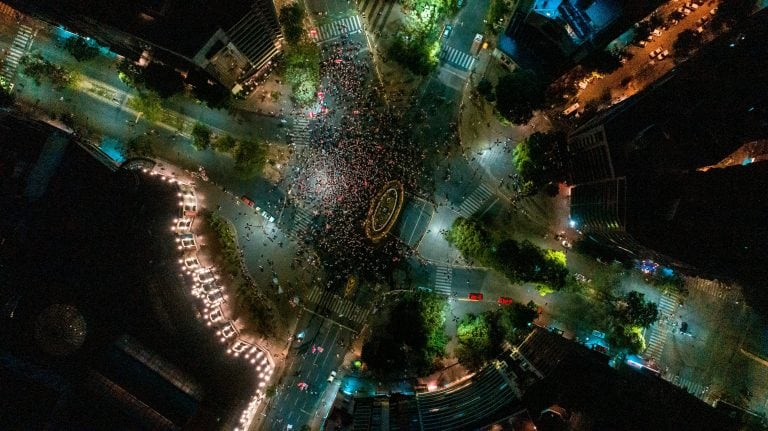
468, 293, 483, 301
497, 297, 513, 305
240, 196, 255, 208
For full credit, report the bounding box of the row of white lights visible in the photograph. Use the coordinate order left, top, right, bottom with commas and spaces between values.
141, 167, 273, 430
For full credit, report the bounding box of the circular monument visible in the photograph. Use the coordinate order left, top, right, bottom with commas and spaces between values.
364, 180, 405, 242
34, 304, 87, 356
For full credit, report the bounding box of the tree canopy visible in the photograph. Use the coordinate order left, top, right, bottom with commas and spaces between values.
495, 69, 545, 124
456, 302, 538, 370
279, 3, 306, 46
445, 218, 570, 292
20, 52, 75, 89
191, 122, 212, 150
361, 291, 447, 377
284, 41, 321, 105
512, 132, 567, 194
63, 36, 100, 62
127, 90, 163, 122
233, 140, 267, 179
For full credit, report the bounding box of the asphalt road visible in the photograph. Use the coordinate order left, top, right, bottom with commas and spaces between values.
263, 313, 352, 429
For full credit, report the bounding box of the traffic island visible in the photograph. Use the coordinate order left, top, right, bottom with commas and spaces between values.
364, 180, 404, 243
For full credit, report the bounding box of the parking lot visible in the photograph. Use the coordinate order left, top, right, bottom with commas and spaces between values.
572, 0, 722, 110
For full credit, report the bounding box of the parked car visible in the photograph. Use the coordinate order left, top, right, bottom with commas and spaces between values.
328, 370, 337, 383
173, 217, 193, 233
241, 196, 255, 208
468, 293, 483, 301
442, 24, 452, 40
649, 47, 663, 58
177, 233, 197, 250
498, 297, 514, 305
195, 269, 216, 284
180, 253, 200, 271
657, 49, 669, 60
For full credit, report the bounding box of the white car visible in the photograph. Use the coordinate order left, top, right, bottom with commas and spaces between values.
195, 269, 216, 284
205, 290, 225, 306
177, 233, 197, 250
208, 307, 224, 323
219, 321, 238, 339
173, 217, 193, 233
180, 253, 200, 271
657, 49, 669, 60
200, 282, 220, 294
649, 47, 662, 59
327, 370, 337, 383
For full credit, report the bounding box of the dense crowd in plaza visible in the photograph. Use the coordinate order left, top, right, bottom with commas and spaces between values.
281, 38, 428, 286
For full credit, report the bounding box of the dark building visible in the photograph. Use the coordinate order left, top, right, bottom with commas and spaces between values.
498, 0, 661, 75
5, 0, 283, 90
515, 327, 738, 431
0, 114, 257, 429
567, 9, 768, 286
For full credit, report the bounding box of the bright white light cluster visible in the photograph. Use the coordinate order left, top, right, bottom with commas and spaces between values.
140, 168, 274, 429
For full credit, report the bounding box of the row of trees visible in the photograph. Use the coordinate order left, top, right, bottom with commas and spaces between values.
445, 217, 570, 293
191, 123, 267, 179
555, 264, 660, 354
456, 301, 538, 369
116, 58, 230, 108
207, 211, 276, 335
361, 291, 448, 377
20, 52, 78, 89
278, 3, 322, 105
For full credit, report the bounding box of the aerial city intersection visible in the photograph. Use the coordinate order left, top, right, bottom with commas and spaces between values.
0, 0, 767, 430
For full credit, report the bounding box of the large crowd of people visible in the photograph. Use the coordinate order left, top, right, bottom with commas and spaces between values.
280, 38, 428, 287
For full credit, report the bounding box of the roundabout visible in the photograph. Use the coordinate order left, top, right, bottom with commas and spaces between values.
365, 180, 405, 242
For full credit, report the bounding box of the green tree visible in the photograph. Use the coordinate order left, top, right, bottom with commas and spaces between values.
284, 41, 321, 105
388, 31, 439, 76
63, 36, 99, 62
495, 69, 544, 124
607, 323, 645, 354
20, 52, 75, 89
513, 132, 567, 194
191, 122, 212, 151
127, 90, 163, 122
213, 134, 238, 153
124, 135, 156, 158
456, 313, 492, 370
233, 140, 267, 179
279, 3, 306, 46
362, 291, 447, 377
143, 62, 185, 99
444, 217, 493, 266
618, 291, 659, 328
486, 0, 512, 33
117, 58, 145, 88
477, 78, 494, 101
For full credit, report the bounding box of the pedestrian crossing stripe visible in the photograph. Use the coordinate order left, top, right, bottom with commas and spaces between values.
439, 46, 476, 71
2, 24, 34, 81
458, 183, 493, 218
304, 286, 370, 323
317, 15, 362, 42
434, 266, 452, 295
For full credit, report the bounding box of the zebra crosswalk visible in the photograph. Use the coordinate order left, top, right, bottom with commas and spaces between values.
2, 24, 34, 82
439, 46, 476, 71
292, 206, 314, 235
644, 292, 680, 359
684, 276, 740, 301
315, 15, 362, 43
458, 183, 494, 218
290, 116, 311, 146
674, 376, 708, 398
433, 266, 452, 295
358, 0, 395, 34
305, 286, 371, 324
